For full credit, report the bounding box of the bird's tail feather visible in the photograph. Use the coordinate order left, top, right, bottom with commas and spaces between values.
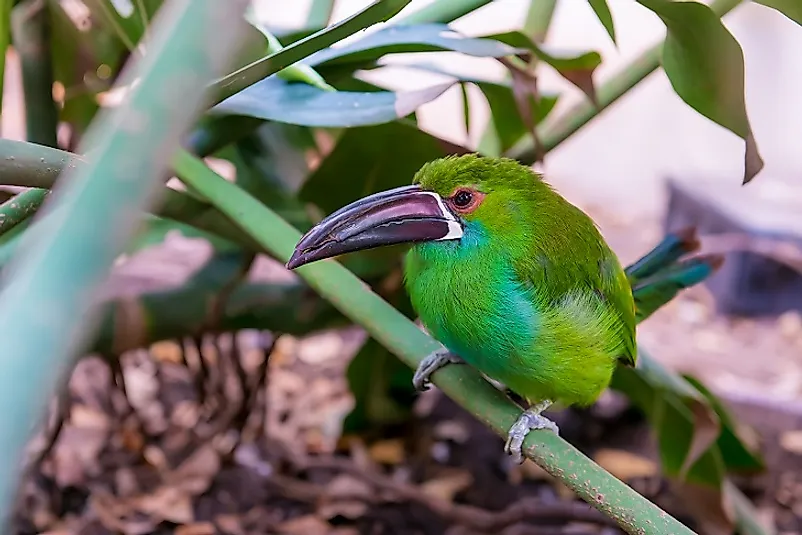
624, 228, 723, 322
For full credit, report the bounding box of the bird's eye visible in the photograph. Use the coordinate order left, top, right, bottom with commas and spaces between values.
453, 189, 473, 208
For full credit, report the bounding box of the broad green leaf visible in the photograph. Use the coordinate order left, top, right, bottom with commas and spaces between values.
300, 121, 468, 214
303, 23, 523, 70
212, 76, 454, 128
683, 374, 765, 473
343, 337, 416, 432
611, 355, 735, 534
486, 31, 601, 103
50, 1, 127, 142
588, 0, 617, 44
613, 352, 722, 480
637, 0, 764, 183
754, 0, 802, 26
82, 0, 142, 50
220, 123, 315, 231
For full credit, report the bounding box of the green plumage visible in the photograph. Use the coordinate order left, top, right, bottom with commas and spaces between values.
403, 155, 717, 409
287, 152, 723, 459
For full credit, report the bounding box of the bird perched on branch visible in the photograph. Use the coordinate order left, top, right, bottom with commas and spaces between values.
287, 154, 722, 462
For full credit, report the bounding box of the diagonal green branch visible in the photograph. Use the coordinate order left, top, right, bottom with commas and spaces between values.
210, 0, 412, 104
171, 148, 696, 535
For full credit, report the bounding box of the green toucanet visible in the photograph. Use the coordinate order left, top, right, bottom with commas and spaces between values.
286, 154, 722, 462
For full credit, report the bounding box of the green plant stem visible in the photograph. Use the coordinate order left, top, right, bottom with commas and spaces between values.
397, 0, 492, 24
524, 0, 557, 43
0, 0, 250, 522
211, 0, 411, 105
11, 0, 58, 147
172, 148, 696, 535
0, 187, 47, 235
0, 0, 11, 134
307, 0, 337, 28
508, 0, 745, 163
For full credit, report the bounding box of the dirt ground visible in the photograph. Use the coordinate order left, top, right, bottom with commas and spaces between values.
8, 203, 802, 535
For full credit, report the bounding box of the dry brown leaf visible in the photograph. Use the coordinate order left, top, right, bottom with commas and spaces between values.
420, 469, 473, 502
317, 474, 371, 519
51, 425, 108, 487
433, 420, 470, 444
593, 449, 658, 480
169, 443, 221, 494
175, 522, 216, 535
214, 514, 245, 535
90, 491, 157, 535
150, 340, 184, 364
368, 439, 406, 465
276, 514, 332, 535
297, 332, 344, 364
135, 486, 195, 524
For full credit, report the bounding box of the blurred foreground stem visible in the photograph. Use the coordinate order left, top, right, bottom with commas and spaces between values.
0, 0, 249, 522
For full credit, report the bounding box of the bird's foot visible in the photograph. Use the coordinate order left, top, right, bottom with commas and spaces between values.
504, 400, 559, 464
412, 349, 463, 391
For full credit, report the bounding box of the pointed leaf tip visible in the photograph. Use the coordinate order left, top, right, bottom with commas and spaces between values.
588, 0, 617, 45
743, 131, 764, 184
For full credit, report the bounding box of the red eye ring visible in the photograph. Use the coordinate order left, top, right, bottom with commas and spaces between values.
447, 187, 484, 214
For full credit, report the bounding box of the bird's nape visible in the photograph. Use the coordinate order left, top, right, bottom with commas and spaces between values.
286, 184, 463, 269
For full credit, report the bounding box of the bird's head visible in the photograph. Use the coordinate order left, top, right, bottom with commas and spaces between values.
286, 154, 541, 269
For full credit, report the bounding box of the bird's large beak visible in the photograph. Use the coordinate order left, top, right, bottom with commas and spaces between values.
286, 184, 463, 269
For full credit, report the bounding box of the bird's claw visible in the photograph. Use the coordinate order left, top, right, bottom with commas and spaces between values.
412, 349, 463, 391
504, 404, 559, 464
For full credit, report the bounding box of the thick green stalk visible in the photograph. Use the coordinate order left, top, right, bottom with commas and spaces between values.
523, 0, 558, 44
397, 0, 493, 24
172, 149, 696, 535
0, 0, 11, 133
508, 0, 745, 163
8, 0, 60, 234
211, 0, 411, 104
11, 0, 58, 147
0, 0, 249, 522
0, 187, 47, 235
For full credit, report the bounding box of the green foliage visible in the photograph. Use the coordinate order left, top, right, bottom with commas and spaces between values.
0, 0, 793, 531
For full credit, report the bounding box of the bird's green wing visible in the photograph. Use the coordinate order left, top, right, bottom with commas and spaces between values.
512, 224, 637, 367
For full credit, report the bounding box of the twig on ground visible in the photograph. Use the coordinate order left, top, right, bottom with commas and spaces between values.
268, 440, 619, 532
